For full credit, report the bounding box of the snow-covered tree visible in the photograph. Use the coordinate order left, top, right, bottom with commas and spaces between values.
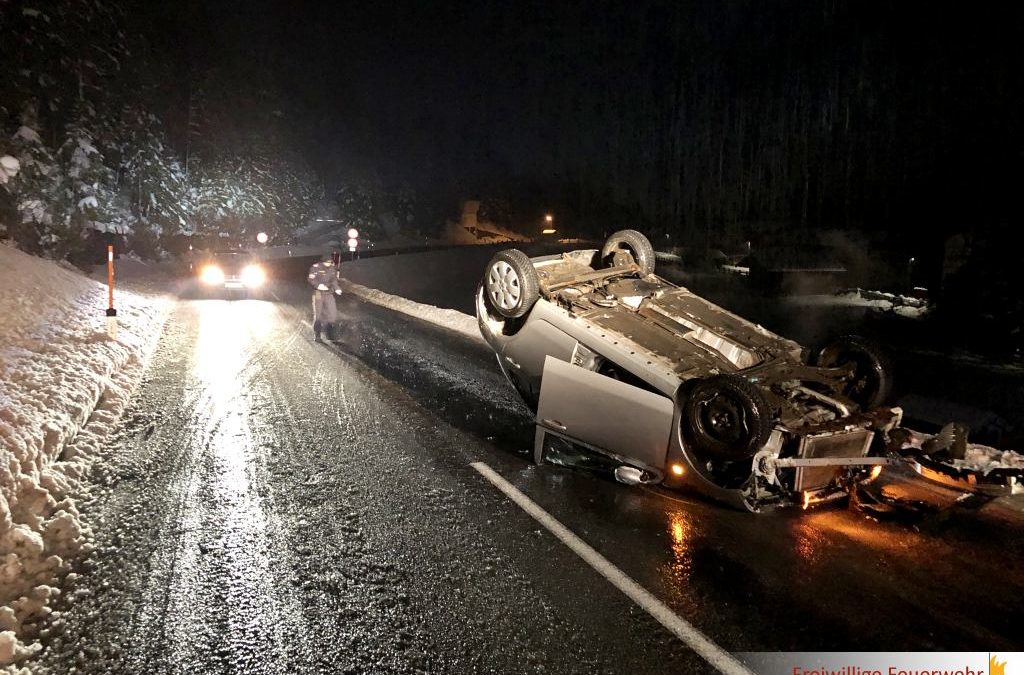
183, 68, 322, 245
0, 1, 135, 257
0, 104, 66, 252
56, 106, 131, 250
332, 180, 384, 240
111, 105, 191, 252
2, 2, 323, 258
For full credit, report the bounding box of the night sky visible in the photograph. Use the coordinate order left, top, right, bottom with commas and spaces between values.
139, 1, 1020, 242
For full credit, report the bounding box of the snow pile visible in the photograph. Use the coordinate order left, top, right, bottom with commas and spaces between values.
0, 242, 169, 668
339, 278, 483, 343
785, 288, 931, 318
952, 445, 1024, 474
0, 157, 19, 185
900, 428, 1024, 475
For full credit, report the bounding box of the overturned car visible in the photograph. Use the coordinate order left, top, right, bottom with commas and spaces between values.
477, 230, 982, 511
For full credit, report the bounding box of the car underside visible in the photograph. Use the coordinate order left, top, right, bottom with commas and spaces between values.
476, 231, 1022, 511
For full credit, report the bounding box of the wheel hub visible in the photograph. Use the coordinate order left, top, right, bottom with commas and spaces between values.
701, 397, 745, 444
487, 261, 521, 311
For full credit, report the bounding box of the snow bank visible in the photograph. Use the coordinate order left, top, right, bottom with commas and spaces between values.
0, 242, 169, 668
952, 445, 1024, 474
339, 278, 483, 343
785, 288, 931, 319
0, 157, 19, 185
900, 428, 1024, 476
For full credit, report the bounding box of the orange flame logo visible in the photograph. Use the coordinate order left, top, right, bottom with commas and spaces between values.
990, 654, 1006, 675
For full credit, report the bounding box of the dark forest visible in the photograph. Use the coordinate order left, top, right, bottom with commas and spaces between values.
2, 1, 1020, 264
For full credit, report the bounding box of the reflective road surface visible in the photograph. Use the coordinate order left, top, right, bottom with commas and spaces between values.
34, 286, 1024, 674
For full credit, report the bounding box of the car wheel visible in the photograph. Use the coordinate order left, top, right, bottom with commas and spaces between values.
600, 230, 656, 276
816, 335, 893, 410
484, 249, 540, 319
682, 375, 773, 460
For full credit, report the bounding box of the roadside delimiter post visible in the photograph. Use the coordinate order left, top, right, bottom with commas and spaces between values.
106, 244, 118, 338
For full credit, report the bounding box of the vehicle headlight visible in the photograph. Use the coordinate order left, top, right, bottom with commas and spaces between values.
241, 264, 266, 288
201, 265, 225, 285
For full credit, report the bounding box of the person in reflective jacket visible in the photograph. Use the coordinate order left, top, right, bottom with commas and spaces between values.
308, 251, 343, 341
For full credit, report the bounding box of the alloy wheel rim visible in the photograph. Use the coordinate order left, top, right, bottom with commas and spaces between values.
487, 261, 521, 311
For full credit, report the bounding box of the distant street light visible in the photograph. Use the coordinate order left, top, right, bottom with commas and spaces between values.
256, 231, 268, 244
542, 213, 556, 235
347, 228, 359, 239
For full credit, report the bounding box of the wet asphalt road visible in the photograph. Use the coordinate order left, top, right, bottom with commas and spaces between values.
36, 281, 1024, 674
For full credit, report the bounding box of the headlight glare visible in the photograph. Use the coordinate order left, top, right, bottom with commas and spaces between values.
241, 264, 266, 288
201, 265, 225, 285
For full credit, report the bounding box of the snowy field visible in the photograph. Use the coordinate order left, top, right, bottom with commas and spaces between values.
0, 243, 169, 668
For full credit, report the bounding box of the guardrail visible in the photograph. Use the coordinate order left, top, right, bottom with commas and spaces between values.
256, 243, 466, 281
257, 240, 605, 283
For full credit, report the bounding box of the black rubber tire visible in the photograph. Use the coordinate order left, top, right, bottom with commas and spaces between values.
816, 335, 893, 410
600, 230, 656, 276
483, 249, 540, 319
682, 375, 773, 460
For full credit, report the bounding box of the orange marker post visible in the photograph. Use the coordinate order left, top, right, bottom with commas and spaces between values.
106, 244, 117, 338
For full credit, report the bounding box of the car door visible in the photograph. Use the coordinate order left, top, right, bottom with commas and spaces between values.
535, 356, 674, 471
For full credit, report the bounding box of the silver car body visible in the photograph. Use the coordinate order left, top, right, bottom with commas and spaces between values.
476, 248, 902, 511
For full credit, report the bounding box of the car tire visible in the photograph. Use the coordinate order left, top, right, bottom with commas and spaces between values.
682, 375, 773, 460
600, 230, 656, 276
816, 335, 893, 410
484, 249, 540, 319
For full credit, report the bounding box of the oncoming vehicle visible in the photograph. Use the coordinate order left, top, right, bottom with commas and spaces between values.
476, 230, 910, 511
196, 250, 267, 298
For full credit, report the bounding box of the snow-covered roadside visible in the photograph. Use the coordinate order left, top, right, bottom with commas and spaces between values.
339, 278, 483, 343
339, 266, 1024, 490
784, 288, 931, 319
953, 445, 1024, 474
899, 428, 1024, 475
0, 243, 170, 669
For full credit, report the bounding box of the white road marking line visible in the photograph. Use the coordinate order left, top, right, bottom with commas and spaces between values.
470, 461, 753, 675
